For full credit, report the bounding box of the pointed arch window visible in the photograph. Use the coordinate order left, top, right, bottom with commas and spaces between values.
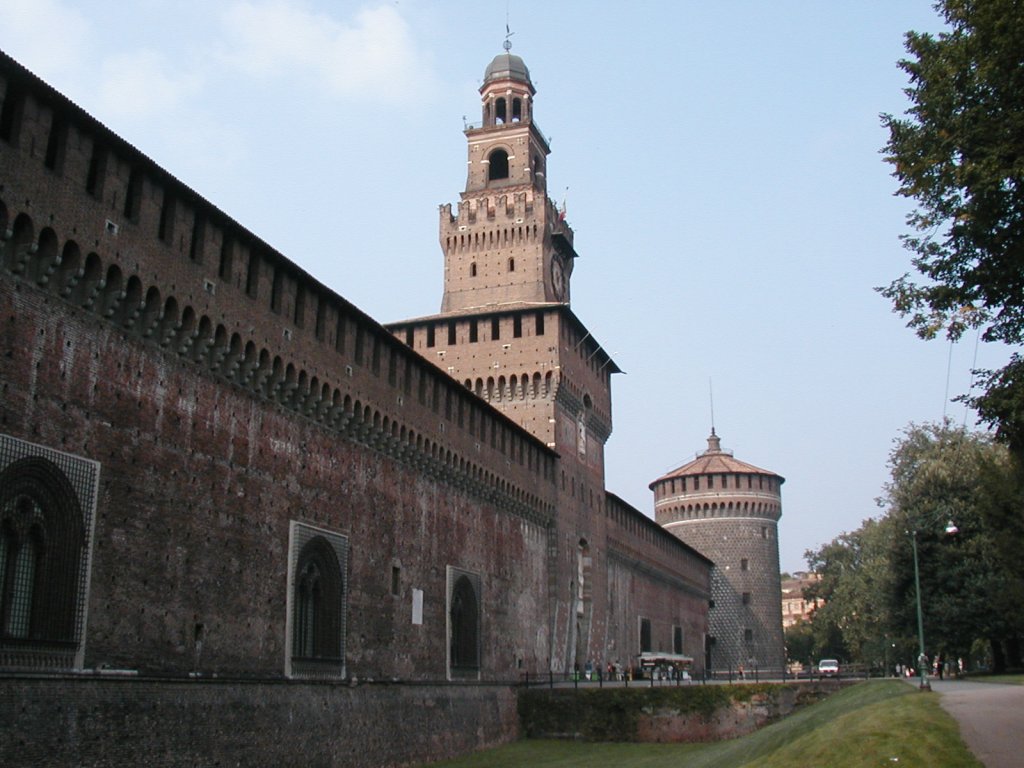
0, 438, 99, 671
287, 523, 348, 678
448, 568, 481, 677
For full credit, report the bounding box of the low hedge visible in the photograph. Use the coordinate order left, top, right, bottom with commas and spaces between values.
518, 683, 781, 741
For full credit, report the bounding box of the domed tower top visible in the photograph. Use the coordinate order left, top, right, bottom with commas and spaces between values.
478, 43, 536, 128
483, 48, 533, 90
650, 429, 785, 494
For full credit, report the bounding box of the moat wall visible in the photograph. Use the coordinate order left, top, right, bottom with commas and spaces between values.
518, 682, 841, 743
1, 676, 518, 768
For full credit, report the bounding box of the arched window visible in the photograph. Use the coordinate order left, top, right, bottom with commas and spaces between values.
512, 98, 522, 122
487, 149, 509, 181
449, 570, 480, 675
508, 257, 515, 272
0, 452, 93, 668
289, 526, 347, 677
470, 262, 477, 278
495, 97, 507, 124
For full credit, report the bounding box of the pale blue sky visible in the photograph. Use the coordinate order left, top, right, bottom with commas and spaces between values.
1, 0, 1007, 571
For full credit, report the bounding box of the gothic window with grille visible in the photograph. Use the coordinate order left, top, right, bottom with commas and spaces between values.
287, 522, 347, 678
0, 437, 99, 670
448, 567, 481, 678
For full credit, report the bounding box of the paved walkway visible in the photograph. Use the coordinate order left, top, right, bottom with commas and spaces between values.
927, 677, 1024, 768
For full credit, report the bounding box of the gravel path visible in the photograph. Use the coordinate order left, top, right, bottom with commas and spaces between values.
928, 678, 1024, 768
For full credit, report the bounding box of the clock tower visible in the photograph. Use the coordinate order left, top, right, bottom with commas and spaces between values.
440, 44, 576, 313
387, 48, 619, 672
390, 45, 616, 464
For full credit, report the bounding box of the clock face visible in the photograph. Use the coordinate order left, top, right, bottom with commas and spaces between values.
550, 257, 566, 301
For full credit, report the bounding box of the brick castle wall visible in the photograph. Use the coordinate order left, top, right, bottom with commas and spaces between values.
0, 47, 713, 766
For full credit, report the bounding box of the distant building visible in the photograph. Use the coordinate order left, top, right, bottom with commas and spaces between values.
651, 430, 786, 675
781, 571, 822, 627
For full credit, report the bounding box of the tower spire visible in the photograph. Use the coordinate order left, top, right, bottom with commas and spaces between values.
505, 0, 514, 51
706, 378, 722, 452
709, 377, 715, 433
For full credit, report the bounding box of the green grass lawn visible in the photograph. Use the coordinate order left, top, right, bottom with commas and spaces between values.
429, 681, 981, 768
967, 673, 1024, 685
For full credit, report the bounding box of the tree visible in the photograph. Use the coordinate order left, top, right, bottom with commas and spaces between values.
803, 423, 1024, 673
879, 0, 1024, 447
784, 619, 815, 667
804, 518, 897, 666
879, 422, 1024, 671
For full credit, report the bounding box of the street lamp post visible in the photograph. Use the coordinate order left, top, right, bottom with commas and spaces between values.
910, 520, 958, 692
910, 530, 930, 690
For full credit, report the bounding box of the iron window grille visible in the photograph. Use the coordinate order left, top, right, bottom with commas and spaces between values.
286, 521, 348, 679
0, 434, 99, 671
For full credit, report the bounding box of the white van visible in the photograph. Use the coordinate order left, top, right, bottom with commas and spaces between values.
818, 659, 840, 677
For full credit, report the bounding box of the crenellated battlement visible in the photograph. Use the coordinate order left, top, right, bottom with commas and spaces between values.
439, 189, 542, 228
439, 191, 575, 249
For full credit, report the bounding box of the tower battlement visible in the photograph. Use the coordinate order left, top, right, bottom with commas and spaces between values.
438, 193, 574, 246
439, 191, 537, 226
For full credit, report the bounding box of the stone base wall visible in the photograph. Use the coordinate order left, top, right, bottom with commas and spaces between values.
635, 686, 799, 742
0, 675, 518, 767
519, 682, 841, 743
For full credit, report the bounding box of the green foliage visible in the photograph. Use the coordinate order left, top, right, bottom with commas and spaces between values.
803, 422, 1024, 671
878, 0, 1024, 447
970, 357, 1024, 452
881, 422, 1024, 665
803, 517, 896, 664
783, 620, 814, 665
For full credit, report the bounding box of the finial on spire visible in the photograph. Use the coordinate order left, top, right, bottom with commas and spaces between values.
706, 380, 722, 453
707, 430, 722, 454
504, 1, 514, 52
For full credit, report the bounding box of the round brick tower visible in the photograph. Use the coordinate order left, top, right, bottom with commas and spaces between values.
650, 430, 785, 676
